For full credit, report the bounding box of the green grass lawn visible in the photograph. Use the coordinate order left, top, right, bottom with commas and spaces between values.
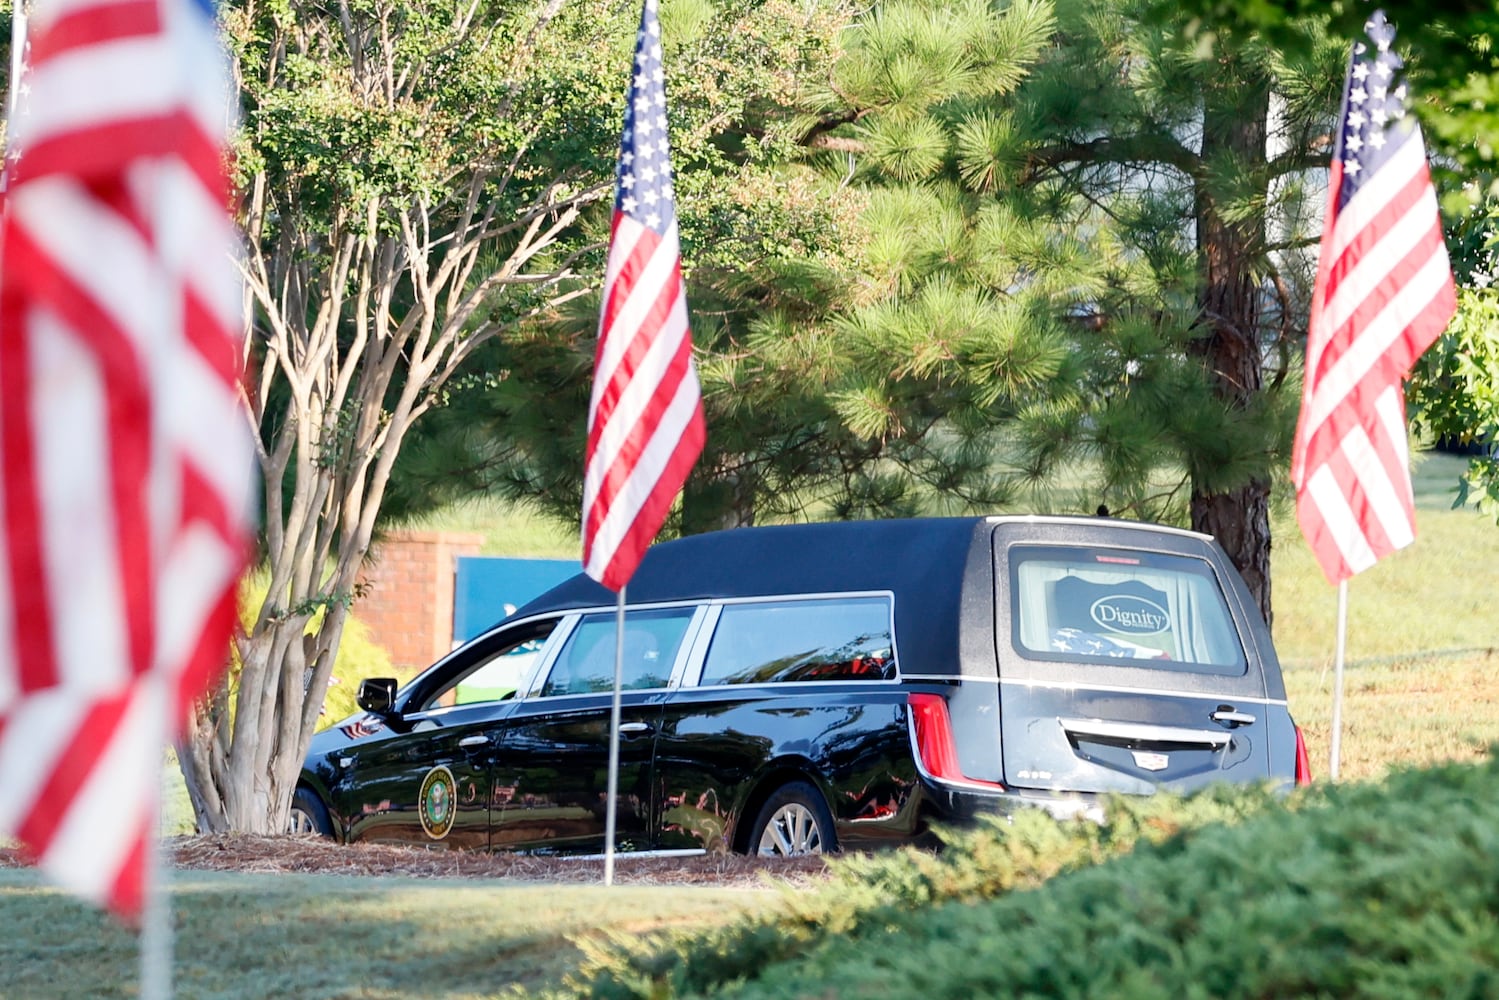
0, 869, 772, 1000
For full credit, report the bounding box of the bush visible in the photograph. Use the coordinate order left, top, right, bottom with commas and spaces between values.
548, 756, 1499, 999
548, 783, 1284, 999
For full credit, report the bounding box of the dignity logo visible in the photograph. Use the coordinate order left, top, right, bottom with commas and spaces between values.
1090, 595, 1170, 635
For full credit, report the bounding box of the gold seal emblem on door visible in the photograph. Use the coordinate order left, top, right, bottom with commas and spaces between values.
418, 765, 457, 840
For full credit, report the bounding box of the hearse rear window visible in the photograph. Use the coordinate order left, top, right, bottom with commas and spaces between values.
1011, 546, 1245, 676
699, 597, 895, 686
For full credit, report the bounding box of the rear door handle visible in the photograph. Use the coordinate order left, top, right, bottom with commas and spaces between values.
458, 735, 490, 748
1210, 709, 1257, 727
1059, 717, 1230, 748
618, 722, 653, 735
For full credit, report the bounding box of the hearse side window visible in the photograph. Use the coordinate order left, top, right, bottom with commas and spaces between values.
540, 608, 694, 696
698, 597, 895, 686
1011, 547, 1246, 676
419, 618, 559, 711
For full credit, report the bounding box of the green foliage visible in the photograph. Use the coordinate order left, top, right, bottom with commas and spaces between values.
546, 754, 1499, 1000
543, 784, 1284, 1000
1162, 0, 1499, 179
1410, 288, 1499, 521
396, 0, 1073, 532
1410, 200, 1499, 523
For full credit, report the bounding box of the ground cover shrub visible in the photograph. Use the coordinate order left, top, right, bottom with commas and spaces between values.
544, 783, 1285, 999
556, 753, 1499, 999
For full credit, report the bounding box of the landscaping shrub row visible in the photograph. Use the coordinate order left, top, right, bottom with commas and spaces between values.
547, 754, 1499, 999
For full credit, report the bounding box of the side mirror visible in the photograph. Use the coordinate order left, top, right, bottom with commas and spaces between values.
356, 677, 399, 715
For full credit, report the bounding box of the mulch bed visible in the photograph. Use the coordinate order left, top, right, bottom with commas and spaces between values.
2, 835, 834, 888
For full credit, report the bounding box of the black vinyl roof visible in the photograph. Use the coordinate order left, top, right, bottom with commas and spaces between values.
512, 517, 995, 677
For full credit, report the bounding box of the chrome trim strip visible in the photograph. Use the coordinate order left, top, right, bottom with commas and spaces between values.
984, 513, 1212, 542
1058, 716, 1231, 747
554, 588, 899, 619
570, 848, 708, 861
681, 677, 904, 694
665, 605, 712, 690
898, 673, 1289, 707
679, 604, 722, 689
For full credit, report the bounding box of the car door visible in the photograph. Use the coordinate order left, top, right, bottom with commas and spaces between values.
332, 617, 561, 848
994, 529, 1274, 796
490, 606, 699, 853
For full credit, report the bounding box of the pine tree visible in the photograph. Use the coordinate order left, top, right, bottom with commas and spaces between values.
397, 0, 1069, 531
821, 0, 1345, 620
1003, 0, 1344, 620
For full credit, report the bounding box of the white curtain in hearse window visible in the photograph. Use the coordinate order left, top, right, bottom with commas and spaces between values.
1013, 549, 1245, 674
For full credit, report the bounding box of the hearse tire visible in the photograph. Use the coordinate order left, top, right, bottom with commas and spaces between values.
289, 787, 334, 838
749, 781, 838, 857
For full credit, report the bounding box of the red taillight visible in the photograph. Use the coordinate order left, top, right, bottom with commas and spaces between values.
1294, 724, 1312, 786
908, 693, 1004, 790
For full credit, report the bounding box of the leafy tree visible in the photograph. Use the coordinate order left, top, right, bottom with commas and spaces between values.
1167, 0, 1499, 179
181, 0, 630, 834
1410, 200, 1499, 520
412, 0, 1343, 623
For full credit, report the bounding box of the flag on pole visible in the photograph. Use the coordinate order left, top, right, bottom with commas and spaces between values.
582, 0, 705, 591
0, 0, 251, 918
1291, 10, 1456, 585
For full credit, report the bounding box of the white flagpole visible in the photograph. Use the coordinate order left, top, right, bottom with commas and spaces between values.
1329, 579, 1349, 781
603, 585, 626, 886
139, 677, 174, 1000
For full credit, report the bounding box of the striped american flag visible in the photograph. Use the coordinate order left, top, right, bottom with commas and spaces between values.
0, 0, 251, 917
1291, 10, 1456, 585
582, 0, 705, 591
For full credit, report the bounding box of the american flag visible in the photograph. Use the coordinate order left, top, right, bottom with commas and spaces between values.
1291, 10, 1456, 585
582, 0, 705, 591
0, 0, 251, 918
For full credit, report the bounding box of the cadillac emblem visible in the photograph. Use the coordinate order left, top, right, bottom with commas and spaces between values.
418, 765, 457, 840
1132, 750, 1169, 772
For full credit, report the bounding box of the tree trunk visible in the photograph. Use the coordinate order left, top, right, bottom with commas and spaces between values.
178, 595, 356, 835
1192, 70, 1274, 627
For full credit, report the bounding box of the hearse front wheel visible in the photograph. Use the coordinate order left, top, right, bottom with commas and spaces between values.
750, 781, 838, 856
289, 787, 333, 838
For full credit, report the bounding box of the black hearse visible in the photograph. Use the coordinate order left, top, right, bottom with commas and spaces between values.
291, 516, 1311, 855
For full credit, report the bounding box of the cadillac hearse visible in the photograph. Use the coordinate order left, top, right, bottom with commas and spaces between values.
291, 515, 1311, 855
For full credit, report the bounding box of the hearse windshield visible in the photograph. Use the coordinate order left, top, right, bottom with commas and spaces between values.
1010, 545, 1246, 676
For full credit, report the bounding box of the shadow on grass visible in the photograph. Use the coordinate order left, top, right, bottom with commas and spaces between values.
0, 869, 770, 1000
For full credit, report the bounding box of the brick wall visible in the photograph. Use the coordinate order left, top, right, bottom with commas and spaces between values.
356, 530, 485, 671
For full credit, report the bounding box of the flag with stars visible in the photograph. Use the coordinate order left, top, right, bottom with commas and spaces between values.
582, 0, 705, 591
1291, 9, 1456, 585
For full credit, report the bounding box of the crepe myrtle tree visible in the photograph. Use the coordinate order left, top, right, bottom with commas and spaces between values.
179, 0, 630, 835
